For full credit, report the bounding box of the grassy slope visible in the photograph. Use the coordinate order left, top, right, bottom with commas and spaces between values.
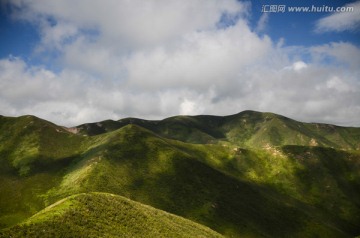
1, 113, 360, 237
0, 192, 224, 238
0, 115, 96, 228
44, 125, 358, 237
0, 114, 110, 228
76, 111, 360, 150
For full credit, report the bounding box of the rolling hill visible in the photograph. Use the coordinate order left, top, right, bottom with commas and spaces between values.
76, 110, 360, 149
0, 111, 359, 237
0, 192, 224, 238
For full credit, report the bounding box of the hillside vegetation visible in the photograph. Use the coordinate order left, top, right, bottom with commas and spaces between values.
0, 111, 359, 237
0, 192, 223, 238
77, 110, 360, 149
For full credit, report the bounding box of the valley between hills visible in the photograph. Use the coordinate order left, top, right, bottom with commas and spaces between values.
0, 110, 360, 237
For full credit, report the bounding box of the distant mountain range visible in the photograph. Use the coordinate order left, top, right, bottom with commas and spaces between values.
1, 111, 359, 237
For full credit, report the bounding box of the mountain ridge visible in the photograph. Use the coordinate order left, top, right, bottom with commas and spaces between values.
73, 110, 360, 150
1, 110, 359, 237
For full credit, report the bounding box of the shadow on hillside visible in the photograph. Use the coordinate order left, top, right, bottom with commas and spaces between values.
94, 135, 352, 237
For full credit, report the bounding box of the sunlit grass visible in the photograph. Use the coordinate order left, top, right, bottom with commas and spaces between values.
1, 113, 359, 237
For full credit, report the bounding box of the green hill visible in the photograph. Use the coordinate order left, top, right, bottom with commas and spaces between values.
76, 111, 360, 149
0, 115, 86, 228
1, 111, 360, 237
0, 192, 224, 238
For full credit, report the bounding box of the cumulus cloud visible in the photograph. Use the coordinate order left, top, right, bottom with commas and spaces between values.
8, 0, 246, 49
125, 22, 272, 91
310, 42, 360, 68
283, 61, 308, 72
315, 1, 360, 33
1, 0, 360, 126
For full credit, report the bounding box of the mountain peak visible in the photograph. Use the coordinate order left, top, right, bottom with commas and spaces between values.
1, 111, 360, 237
69, 110, 360, 150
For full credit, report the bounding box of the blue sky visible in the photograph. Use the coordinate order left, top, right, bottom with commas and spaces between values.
0, 0, 359, 126
250, 0, 360, 46
1, 1, 359, 59
0, 10, 37, 59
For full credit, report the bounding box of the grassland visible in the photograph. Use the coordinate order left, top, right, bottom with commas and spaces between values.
0, 192, 224, 238
77, 110, 360, 150
0, 111, 359, 237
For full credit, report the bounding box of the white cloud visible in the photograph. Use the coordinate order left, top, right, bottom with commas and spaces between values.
125, 22, 272, 91
284, 61, 308, 72
36, 21, 78, 52
326, 76, 352, 92
9, 0, 246, 50
1, 1, 360, 127
255, 13, 269, 33
315, 1, 360, 33
310, 42, 360, 68
180, 99, 198, 115
293, 61, 307, 71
